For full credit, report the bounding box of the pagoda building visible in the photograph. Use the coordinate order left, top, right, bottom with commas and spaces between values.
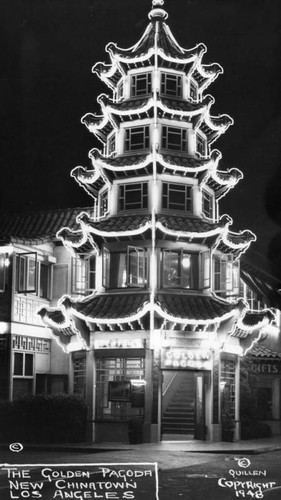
39, 0, 276, 443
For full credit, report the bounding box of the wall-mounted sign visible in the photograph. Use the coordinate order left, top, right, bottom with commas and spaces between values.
161, 348, 212, 370
95, 339, 145, 349
250, 360, 281, 375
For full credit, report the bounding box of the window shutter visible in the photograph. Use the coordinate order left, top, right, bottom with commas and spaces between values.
200, 251, 210, 289
102, 248, 110, 288
16, 252, 38, 294
127, 246, 145, 287
0, 253, 6, 292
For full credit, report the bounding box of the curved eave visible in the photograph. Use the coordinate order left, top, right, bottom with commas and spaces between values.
62, 293, 151, 326
156, 214, 230, 243
56, 226, 98, 254
231, 308, 276, 355
217, 228, 256, 257
200, 167, 243, 199
189, 62, 223, 92
71, 165, 109, 197
197, 113, 234, 144
155, 292, 239, 325
77, 213, 152, 249
94, 94, 213, 126
88, 149, 218, 182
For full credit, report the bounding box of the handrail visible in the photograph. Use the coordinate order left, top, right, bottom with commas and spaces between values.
162, 372, 178, 397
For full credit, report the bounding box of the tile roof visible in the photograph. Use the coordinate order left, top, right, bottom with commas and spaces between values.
248, 345, 281, 359
62, 293, 150, 321
0, 207, 94, 244
155, 292, 237, 321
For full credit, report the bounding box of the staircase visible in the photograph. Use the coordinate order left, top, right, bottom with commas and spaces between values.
162, 378, 195, 438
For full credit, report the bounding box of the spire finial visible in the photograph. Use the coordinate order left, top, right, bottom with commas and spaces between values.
149, 0, 168, 20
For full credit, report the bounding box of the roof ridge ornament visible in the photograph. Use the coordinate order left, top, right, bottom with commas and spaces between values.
149, 0, 168, 20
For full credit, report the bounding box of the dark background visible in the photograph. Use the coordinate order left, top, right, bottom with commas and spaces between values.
1, 0, 281, 271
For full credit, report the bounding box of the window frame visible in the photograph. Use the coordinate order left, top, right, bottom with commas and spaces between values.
196, 134, 206, 157
127, 246, 147, 288
162, 182, 193, 213
13, 352, 34, 377
160, 72, 182, 98
107, 134, 116, 156
162, 126, 187, 152
124, 126, 150, 152
72, 254, 97, 294
131, 72, 152, 97
99, 189, 109, 217
189, 80, 198, 101
202, 190, 214, 219
213, 254, 239, 295
119, 182, 148, 212
162, 249, 199, 289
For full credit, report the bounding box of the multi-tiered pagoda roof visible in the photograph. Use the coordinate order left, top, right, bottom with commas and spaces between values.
39, 0, 274, 355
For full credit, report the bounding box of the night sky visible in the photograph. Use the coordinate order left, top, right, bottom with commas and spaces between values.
1, 0, 281, 273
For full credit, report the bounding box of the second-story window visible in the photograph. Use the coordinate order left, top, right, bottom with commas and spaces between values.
119, 182, 148, 211
102, 246, 147, 289
72, 254, 96, 295
162, 250, 199, 289
202, 190, 214, 219
213, 255, 239, 296
125, 126, 150, 152
162, 126, 187, 152
16, 253, 51, 299
100, 190, 109, 217
131, 73, 152, 97
0, 253, 8, 292
163, 183, 192, 212
161, 72, 182, 97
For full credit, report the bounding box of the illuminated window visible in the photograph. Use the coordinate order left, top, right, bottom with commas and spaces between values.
162, 126, 187, 152
72, 254, 96, 294
125, 126, 150, 152
161, 72, 182, 97
99, 190, 109, 217
196, 134, 206, 156
96, 356, 145, 421
202, 190, 214, 219
162, 250, 199, 289
127, 246, 146, 287
163, 182, 192, 212
190, 80, 198, 100
119, 182, 148, 211
131, 73, 152, 97
14, 352, 33, 376
102, 247, 147, 289
213, 255, 239, 296
107, 134, 116, 156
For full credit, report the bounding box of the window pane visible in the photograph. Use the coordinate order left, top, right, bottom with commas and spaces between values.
14, 353, 23, 375
128, 247, 145, 286
110, 253, 127, 288
25, 354, 33, 376
163, 251, 181, 287
27, 259, 36, 291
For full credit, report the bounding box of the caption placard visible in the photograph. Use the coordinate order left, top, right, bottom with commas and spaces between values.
0, 463, 159, 500
218, 457, 276, 498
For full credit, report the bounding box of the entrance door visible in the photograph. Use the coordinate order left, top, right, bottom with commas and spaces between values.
194, 372, 206, 440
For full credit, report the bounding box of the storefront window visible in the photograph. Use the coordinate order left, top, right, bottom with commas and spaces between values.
95, 356, 145, 420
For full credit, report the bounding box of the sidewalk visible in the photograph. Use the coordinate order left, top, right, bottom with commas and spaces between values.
2, 436, 281, 455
